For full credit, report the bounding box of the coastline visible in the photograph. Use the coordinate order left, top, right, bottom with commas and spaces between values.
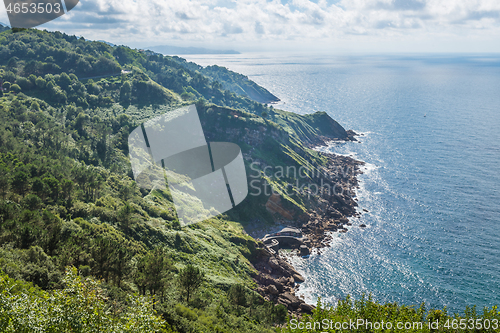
250, 133, 365, 316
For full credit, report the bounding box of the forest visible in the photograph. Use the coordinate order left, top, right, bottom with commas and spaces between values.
0, 26, 499, 332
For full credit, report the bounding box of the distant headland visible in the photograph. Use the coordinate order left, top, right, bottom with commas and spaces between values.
146, 44, 240, 55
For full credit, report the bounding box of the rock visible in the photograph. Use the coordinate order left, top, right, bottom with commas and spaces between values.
257, 274, 274, 286
278, 276, 289, 285
293, 273, 305, 283
278, 298, 290, 307
328, 208, 342, 218
360, 224, 366, 228
279, 292, 301, 309
275, 281, 285, 292
268, 257, 280, 270
300, 303, 315, 313
267, 284, 279, 295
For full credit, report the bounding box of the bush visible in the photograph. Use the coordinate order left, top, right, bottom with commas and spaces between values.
0, 267, 170, 332
21, 194, 42, 210
10, 84, 21, 93
35, 77, 46, 89
16, 77, 32, 91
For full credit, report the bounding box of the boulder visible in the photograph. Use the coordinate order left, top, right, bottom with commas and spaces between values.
267, 284, 279, 295
293, 273, 305, 283
268, 257, 280, 270
274, 281, 285, 292
279, 292, 301, 309
300, 303, 315, 314
328, 208, 342, 218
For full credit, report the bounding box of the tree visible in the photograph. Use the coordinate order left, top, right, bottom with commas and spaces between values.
0, 165, 10, 198
134, 248, 173, 298
118, 202, 135, 231
228, 283, 247, 306
120, 81, 132, 103
11, 170, 29, 197
58, 72, 72, 90
91, 237, 114, 282
112, 246, 131, 288
32, 177, 49, 200
43, 177, 60, 203
60, 179, 74, 207
10, 83, 21, 93
50, 86, 67, 104
30, 101, 40, 111
178, 264, 204, 303
16, 77, 32, 90
10, 98, 27, 120
28, 74, 37, 84
35, 76, 46, 89
21, 194, 42, 210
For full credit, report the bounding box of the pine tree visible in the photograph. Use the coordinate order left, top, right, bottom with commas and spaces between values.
178, 264, 204, 303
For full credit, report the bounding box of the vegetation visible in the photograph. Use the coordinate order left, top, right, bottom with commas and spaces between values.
0, 26, 497, 332
0, 267, 169, 332
178, 264, 205, 303
279, 297, 500, 332
0, 26, 331, 332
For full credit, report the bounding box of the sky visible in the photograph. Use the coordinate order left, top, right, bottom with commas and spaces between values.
1, 0, 500, 53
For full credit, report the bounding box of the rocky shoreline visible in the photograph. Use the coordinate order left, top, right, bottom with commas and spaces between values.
252, 249, 315, 315
250, 135, 365, 316
301, 151, 364, 249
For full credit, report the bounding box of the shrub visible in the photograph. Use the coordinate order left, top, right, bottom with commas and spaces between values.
10, 84, 21, 93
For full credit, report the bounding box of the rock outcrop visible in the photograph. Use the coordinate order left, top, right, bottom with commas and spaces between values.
252, 248, 313, 315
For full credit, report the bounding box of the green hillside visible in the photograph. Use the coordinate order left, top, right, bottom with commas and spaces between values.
0, 27, 345, 332
0, 28, 497, 332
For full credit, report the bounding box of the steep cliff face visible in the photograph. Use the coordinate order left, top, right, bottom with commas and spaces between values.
196, 103, 360, 228
270, 110, 356, 147
202, 65, 280, 104
166, 58, 280, 104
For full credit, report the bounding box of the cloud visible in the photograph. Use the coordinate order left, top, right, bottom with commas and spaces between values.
255, 21, 265, 34
373, 0, 426, 11
464, 10, 500, 21
17, 0, 498, 52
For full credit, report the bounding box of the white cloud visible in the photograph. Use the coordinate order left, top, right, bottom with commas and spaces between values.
1, 0, 499, 52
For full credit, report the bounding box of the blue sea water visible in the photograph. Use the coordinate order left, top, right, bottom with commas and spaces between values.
185, 53, 500, 314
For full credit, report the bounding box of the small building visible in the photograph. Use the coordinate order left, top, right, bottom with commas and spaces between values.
276, 226, 302, 237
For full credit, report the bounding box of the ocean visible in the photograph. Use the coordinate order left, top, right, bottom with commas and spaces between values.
185, 53, 500, 314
